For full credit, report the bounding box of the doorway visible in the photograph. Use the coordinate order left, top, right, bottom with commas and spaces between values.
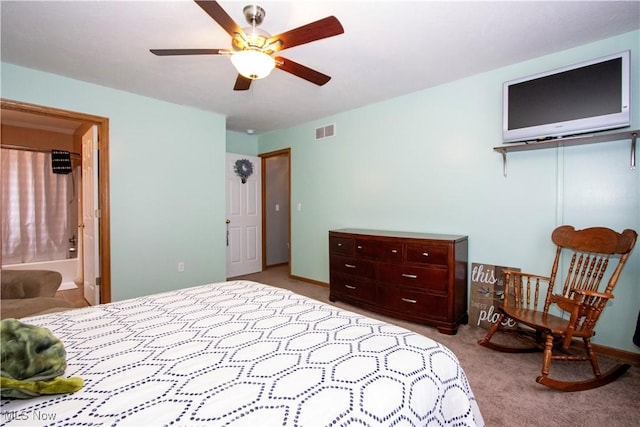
0, 99, 111, 304
261, 148, 291, 273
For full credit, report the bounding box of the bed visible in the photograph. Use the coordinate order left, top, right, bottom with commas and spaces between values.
1, 280, 484, 426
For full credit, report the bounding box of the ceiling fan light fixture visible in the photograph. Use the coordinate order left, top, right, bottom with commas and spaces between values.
231, 49, 275, 80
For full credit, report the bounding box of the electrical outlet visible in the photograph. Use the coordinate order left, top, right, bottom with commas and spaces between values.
178, 262, 185, 272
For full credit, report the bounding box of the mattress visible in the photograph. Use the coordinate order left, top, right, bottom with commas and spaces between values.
1, 280, 484, 426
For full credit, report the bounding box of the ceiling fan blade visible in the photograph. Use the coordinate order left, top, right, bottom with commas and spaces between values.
267, 16, 344, 51
233, 75, 253, 91
195, 0, 244, 38
150, 48, 226, 56
275, 57, 331, 86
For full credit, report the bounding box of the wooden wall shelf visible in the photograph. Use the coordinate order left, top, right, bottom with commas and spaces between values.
494, 129, 638, 177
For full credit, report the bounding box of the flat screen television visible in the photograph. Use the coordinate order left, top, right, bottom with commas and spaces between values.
503, 50, 630, 143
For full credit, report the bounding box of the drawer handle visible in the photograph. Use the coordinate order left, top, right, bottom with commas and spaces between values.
391, 249, 398, 253
402, 298, 417, 304
345, 284, 357, 290
422, 252, 429, 257
337, 243, 343, 247
357, 245, 363, 249
345, 264, 357, 269
401, 273, 417, 279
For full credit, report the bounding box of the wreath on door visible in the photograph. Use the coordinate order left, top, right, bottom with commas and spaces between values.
234, 159, 254, 184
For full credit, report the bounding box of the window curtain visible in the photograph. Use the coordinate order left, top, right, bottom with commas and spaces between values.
1, 148, 72, 264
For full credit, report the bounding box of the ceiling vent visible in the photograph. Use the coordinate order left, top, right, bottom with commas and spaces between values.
315, 124, 335, 140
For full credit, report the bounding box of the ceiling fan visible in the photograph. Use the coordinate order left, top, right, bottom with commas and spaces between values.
150, 0, 344, 91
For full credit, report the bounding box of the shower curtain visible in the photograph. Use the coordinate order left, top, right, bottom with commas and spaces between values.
1, 148, 73, 264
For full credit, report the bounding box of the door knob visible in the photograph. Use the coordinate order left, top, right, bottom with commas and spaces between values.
226, 219, 231, 224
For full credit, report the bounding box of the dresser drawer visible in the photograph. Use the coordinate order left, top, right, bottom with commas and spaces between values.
406, 244, 449, 266
330, 273, 376, 302
354, 238, 376, 258
378, 264, 448, 291
330, 255, 375, 279
373, 241, 403, 262
329, 236, 355, 256
377, 287, 449, 320
355, 239, 403, 262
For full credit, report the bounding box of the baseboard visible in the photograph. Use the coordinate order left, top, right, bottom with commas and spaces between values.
591, 342, 640, 366
289, 274, 329, 288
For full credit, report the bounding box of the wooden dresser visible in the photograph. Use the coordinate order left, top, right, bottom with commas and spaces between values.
329, 228, 468, 334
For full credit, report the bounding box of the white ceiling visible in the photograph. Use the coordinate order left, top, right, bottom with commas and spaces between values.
1, 1, 639, 135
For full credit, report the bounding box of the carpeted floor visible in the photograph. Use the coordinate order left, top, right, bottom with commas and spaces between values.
235, 265, 640, 427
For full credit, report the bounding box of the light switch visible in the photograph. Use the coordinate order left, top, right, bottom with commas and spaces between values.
275, 204, 280, 211
297, 203, 302, 211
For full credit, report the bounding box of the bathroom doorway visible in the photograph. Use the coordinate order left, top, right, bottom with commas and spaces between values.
0, 99, 111, 304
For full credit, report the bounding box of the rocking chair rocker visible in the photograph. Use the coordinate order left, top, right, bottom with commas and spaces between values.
478, 225, 637, 392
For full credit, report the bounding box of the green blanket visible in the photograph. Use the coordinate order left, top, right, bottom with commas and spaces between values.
1, 318, 83, 399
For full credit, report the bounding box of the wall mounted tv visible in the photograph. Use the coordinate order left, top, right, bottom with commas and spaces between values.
503, 50, 630, 143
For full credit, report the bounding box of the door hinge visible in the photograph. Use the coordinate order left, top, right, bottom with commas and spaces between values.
95, 208, 101, 218
93, 139, 100, 151
96, 277, 101, 288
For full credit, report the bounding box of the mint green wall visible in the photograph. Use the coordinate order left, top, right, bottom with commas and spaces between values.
259, 31, 640, 352
226, 130, 258, 155
1, 63, 228, 301
2, 31, 638, 352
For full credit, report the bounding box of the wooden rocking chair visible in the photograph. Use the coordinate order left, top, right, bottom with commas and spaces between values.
478, 225, 637, 391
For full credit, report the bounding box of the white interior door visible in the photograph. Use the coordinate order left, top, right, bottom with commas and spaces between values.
81, 126, 100, 305
226, 153, 262, 278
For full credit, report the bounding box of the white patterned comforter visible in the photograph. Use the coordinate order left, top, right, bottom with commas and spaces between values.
1, 280, 484, 426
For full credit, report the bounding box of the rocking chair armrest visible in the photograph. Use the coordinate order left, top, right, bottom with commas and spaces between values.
570, 289, 614, 301
502, 270, 552, 310
549, 291, 613, 317
503, 270, 552, 290
503, 270, 551, 282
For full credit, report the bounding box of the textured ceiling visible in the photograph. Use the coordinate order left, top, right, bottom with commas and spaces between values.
1, 1, 639, 134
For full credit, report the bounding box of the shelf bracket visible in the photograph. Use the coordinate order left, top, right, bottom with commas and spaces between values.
500, 150, 507, 177
631, 132, 637, 170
